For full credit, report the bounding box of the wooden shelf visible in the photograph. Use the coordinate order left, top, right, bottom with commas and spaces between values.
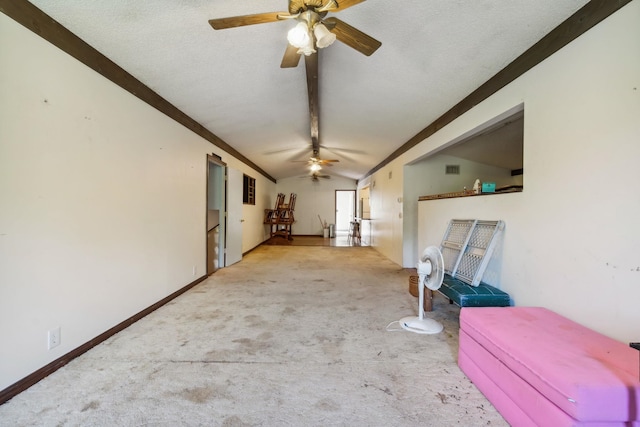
419, 186, 522, 201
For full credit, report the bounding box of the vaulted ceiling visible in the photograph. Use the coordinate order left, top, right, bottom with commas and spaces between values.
8, 1, 606, 181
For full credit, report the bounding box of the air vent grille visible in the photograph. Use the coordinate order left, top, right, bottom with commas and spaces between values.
445, 165, 460, 175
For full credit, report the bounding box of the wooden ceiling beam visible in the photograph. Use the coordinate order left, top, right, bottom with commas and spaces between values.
305, 52, 320, 156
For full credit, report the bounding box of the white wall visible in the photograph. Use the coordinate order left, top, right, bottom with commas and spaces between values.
368, 2, 640, 343
358, 165, 405, 262
0, 14, 275, 390
276, 176, 357, 235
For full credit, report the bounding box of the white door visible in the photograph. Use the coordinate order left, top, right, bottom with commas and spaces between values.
335, 190, 355, 231
225, 167, 243, 266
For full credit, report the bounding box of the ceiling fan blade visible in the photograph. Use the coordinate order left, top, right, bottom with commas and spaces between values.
281, 43, 302, 68
320, 144, 366, 154
209, 12, 289, 30
323, 17, 381, 56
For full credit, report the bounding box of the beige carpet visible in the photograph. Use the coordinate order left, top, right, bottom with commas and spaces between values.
0, 245, 507, 426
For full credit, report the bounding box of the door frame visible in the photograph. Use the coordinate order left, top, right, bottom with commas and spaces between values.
335, 189, 356, 232
206, 154, 226, 274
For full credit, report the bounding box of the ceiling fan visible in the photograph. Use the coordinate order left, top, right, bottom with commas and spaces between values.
294, 149, 339, 167
208, 0, 382, 68
300, 171, 331, 181
310, 172, 331, 181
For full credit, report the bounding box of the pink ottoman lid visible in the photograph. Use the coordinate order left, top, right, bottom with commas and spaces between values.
460, 307, 640, 422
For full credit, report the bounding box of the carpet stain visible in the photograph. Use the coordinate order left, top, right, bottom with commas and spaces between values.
232, 338, 272, 355
257, 331, 273, 341
221, 415, 252, 427
146, 366, 164, 381
206, 309, 224, 319
281, 307, 296, 315
437, 392, 448, 403
80, 401, 100, 412
364, 382, 393, 396
243, 314, 264, 327
37, 406, 55, 416
182, 386, 214, 404
204, 349, 234, 361
315, 397, 341, 411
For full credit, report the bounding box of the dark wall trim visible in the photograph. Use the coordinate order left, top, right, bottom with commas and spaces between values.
362, 0, 633, 179
0, 275, 208, 406
0, 0, 276, 184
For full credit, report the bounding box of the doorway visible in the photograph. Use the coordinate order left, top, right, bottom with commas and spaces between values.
335, 190, 356, 232
206, 155, 226, 275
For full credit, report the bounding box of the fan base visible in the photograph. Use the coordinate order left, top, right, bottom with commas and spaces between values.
399, 316, 443, 335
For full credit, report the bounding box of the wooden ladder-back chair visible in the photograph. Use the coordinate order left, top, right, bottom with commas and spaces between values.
264, 193, 285, 224
264, 193, 296, 239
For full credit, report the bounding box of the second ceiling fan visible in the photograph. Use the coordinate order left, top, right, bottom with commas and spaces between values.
294, 149, 339, 180
208, 0, 382, 68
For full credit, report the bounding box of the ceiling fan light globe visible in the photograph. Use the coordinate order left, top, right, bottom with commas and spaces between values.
310, 163, 322, 172
314, 23, 336, 48
287, 22, 310, 48
296, 37, 317, 56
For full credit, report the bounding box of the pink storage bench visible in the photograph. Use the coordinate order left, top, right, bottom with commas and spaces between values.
459, 307, 640, 426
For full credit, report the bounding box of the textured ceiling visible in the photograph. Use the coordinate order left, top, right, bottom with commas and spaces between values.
27, 0, 589, 181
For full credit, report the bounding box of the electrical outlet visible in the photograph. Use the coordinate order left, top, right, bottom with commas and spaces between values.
192, 265, 197, 276
48, 327, 61, 350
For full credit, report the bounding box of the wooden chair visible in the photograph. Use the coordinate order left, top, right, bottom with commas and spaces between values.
264, 193, 296, 240
263, 193, 285, 224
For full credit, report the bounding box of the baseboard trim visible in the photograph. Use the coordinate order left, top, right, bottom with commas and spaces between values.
0, 275, 208, 405
243, 238, 271, 257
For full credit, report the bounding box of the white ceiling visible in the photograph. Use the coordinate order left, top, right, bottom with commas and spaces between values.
28, 0, 589, 181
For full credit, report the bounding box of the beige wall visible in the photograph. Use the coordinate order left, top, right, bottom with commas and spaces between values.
364, 2, 640, 343
0, 14, 275, 390
275, 176, 357, 235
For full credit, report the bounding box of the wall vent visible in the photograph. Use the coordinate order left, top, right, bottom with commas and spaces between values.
445, 165, 460, 175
